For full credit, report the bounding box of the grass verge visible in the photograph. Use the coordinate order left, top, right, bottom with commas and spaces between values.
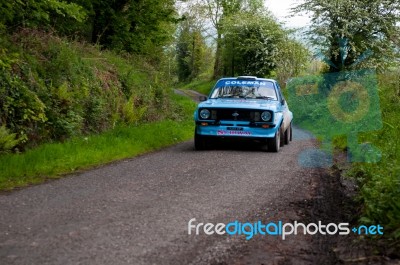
0, 93, 196, 191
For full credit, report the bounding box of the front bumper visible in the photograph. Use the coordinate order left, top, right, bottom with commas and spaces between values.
195, 121, 278, 138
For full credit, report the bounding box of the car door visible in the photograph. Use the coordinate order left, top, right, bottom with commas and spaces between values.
276, 83, 291, 131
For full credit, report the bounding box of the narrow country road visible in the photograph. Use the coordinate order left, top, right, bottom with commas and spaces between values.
0, 128, 329, 265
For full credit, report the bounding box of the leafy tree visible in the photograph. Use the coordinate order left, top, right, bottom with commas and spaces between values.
0, 0, 86, 29
222, 11, 285, 77
176, 21, 193, 81
292, 0, 400, 72
275, 36, 311, 86
1, 0, 179, 58
176, 11, 211, 82
89, 0, 178, 57
201, 0, 265, 78
178, 0, 306, 79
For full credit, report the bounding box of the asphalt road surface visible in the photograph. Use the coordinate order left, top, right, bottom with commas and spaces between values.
0, 128, 326, 265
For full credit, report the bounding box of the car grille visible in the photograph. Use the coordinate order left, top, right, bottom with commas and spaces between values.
213, 109, 254, 121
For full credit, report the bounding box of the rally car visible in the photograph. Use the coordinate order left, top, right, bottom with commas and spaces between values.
194, 76, 293, 152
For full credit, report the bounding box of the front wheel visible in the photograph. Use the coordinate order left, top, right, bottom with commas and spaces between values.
267, 128, 281, 152
194, 132, 207, 150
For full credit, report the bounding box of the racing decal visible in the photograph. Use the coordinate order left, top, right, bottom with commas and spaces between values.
224, 81, 267, 86
217, 130, 227, 135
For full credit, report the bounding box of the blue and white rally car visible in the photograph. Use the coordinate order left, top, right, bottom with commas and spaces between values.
194, 76, 293, 152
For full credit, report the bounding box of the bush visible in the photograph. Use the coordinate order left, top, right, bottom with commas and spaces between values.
0, 126, 21, 153
348, 70, 400, 241
0, 29, 175, 149
0, 70, 47, 145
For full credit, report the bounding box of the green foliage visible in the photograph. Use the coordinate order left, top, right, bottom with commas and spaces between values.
1, 0, 86, 28
89, 0, 177, 57
287, 70, 381, 140
177, 1, 309, 81
0, 69, 47, 145
222, 12, 285, 77
122, 96, 147, 124
286, 74, 324, 130
292, 0, 400, 72
0, 29, 175, 149
0, 48, 19, 70
0, 126, 21, 153
2, 0, 178, 60
176, 15, 212, 82
196, 0, 267, 78
274, 36, 311, 86
347, 71, 400, 242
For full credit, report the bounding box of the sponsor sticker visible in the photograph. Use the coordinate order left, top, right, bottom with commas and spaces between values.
224, 81, 267, 86
217, 130, 226, 135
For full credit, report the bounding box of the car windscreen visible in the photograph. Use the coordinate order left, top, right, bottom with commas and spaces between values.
210, 80, 277, 100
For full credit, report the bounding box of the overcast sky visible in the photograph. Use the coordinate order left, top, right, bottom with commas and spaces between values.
265, 0, 310, 28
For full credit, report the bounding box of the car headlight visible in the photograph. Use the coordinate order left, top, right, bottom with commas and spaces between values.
261, 111, 272, 121
199, 109, 211, 119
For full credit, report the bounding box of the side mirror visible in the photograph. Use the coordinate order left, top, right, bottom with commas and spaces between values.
199, 96, 208, 102
281, 99, 286, 105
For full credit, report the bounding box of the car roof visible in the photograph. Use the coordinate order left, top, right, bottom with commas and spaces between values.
217, 76, 277, 83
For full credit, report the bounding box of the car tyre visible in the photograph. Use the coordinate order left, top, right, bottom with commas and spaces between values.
194, 131, 207, 150
279, 126, 285, 147
267, 128, 280, 152
284, 123, 292, 145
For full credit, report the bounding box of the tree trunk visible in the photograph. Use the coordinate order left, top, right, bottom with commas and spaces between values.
213, 32, 223, 79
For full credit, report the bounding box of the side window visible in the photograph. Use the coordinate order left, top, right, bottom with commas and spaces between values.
276, 83, 283, 102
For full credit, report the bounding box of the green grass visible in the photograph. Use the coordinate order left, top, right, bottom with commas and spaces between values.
0, 94, 196, 191
180, 79, 216, 96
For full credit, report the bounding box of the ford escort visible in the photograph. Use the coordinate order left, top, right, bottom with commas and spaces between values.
194, 76, 293, 152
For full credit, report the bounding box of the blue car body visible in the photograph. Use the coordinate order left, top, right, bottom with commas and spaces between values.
194, 76, 293, 152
